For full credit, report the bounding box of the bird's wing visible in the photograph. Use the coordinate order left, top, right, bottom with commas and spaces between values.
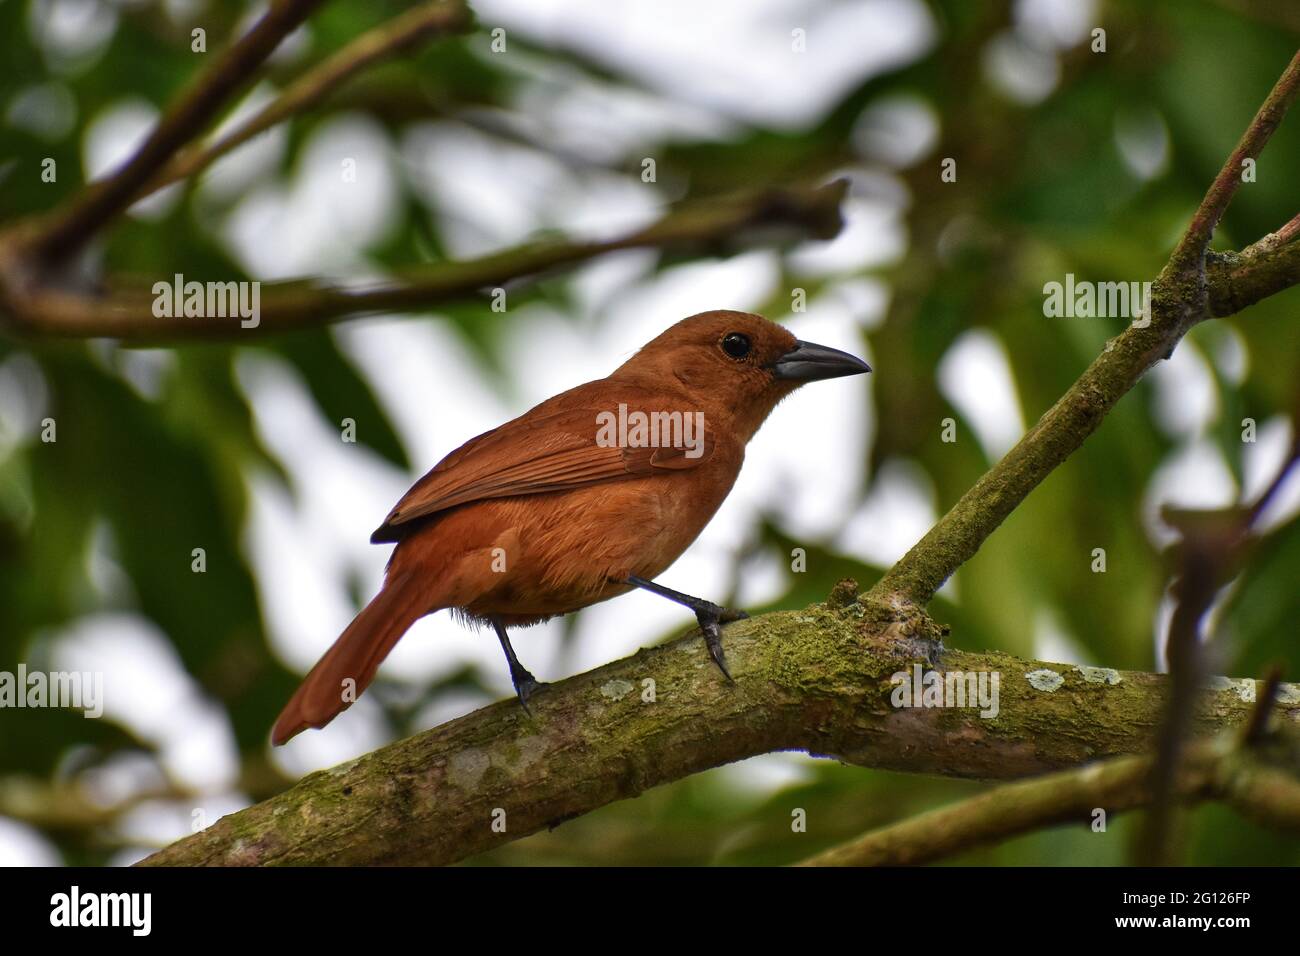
371, 403, 715, 542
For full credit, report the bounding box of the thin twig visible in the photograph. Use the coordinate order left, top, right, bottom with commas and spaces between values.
142, 0, 472, 198
1137, 541, 1215, 865
1241, 665, 1285, 747
1246, 422, 1300, 526
1166, 49, 1300, 275
1139, 408, 1300, 864
1246, 210, 1300, 255
1274, 211, 1300, 246
799, 744, 1220, 867
797, 736, 1300, 867
25, 0, 329, 265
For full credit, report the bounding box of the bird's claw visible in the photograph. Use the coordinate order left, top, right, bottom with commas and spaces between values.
702, 623, 733, 681
511, 673, 546, 714
695, 603, 745, 681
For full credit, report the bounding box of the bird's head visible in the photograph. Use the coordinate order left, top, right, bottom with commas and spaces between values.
614, 310, 871, 439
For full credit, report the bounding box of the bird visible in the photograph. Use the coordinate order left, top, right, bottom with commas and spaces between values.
272, 310, 870, 744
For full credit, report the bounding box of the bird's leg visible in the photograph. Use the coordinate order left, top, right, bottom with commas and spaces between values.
624, 575, 747, 680
492, 618, 544, 713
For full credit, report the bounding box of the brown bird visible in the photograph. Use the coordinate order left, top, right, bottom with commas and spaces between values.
272, 310, 870, 744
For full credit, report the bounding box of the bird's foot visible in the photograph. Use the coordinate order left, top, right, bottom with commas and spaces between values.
694, 602, 748, 681
510, 670, 547, 715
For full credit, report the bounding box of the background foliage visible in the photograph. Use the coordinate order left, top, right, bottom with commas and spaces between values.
1, 0, 1298, 865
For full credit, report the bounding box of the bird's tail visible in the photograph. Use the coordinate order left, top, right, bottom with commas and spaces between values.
272, 570, 429, 745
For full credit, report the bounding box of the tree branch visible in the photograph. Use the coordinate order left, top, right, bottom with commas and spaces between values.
142, 0, 473, 198
1168, 50, 1300, 274
127, 50, 1300, 868
796, 735, 1300, 867
867, 48, 1300, 609
136, 603, 1299, 866
0, 180, 848, 342
1137, 440, 1299, 864
1207, 232, 1300, 314
1271, 211, 1300, 248
23, 0, 330, 265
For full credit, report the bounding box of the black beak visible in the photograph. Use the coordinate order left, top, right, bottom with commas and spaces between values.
771, 340, 872, 381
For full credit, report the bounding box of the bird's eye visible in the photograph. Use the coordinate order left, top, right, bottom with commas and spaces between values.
721, 332, 751, 359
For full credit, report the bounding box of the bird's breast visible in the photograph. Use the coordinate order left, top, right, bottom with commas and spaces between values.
458, 447, 743, 622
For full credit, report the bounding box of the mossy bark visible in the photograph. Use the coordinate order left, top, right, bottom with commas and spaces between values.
139, 603, 1298, 866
